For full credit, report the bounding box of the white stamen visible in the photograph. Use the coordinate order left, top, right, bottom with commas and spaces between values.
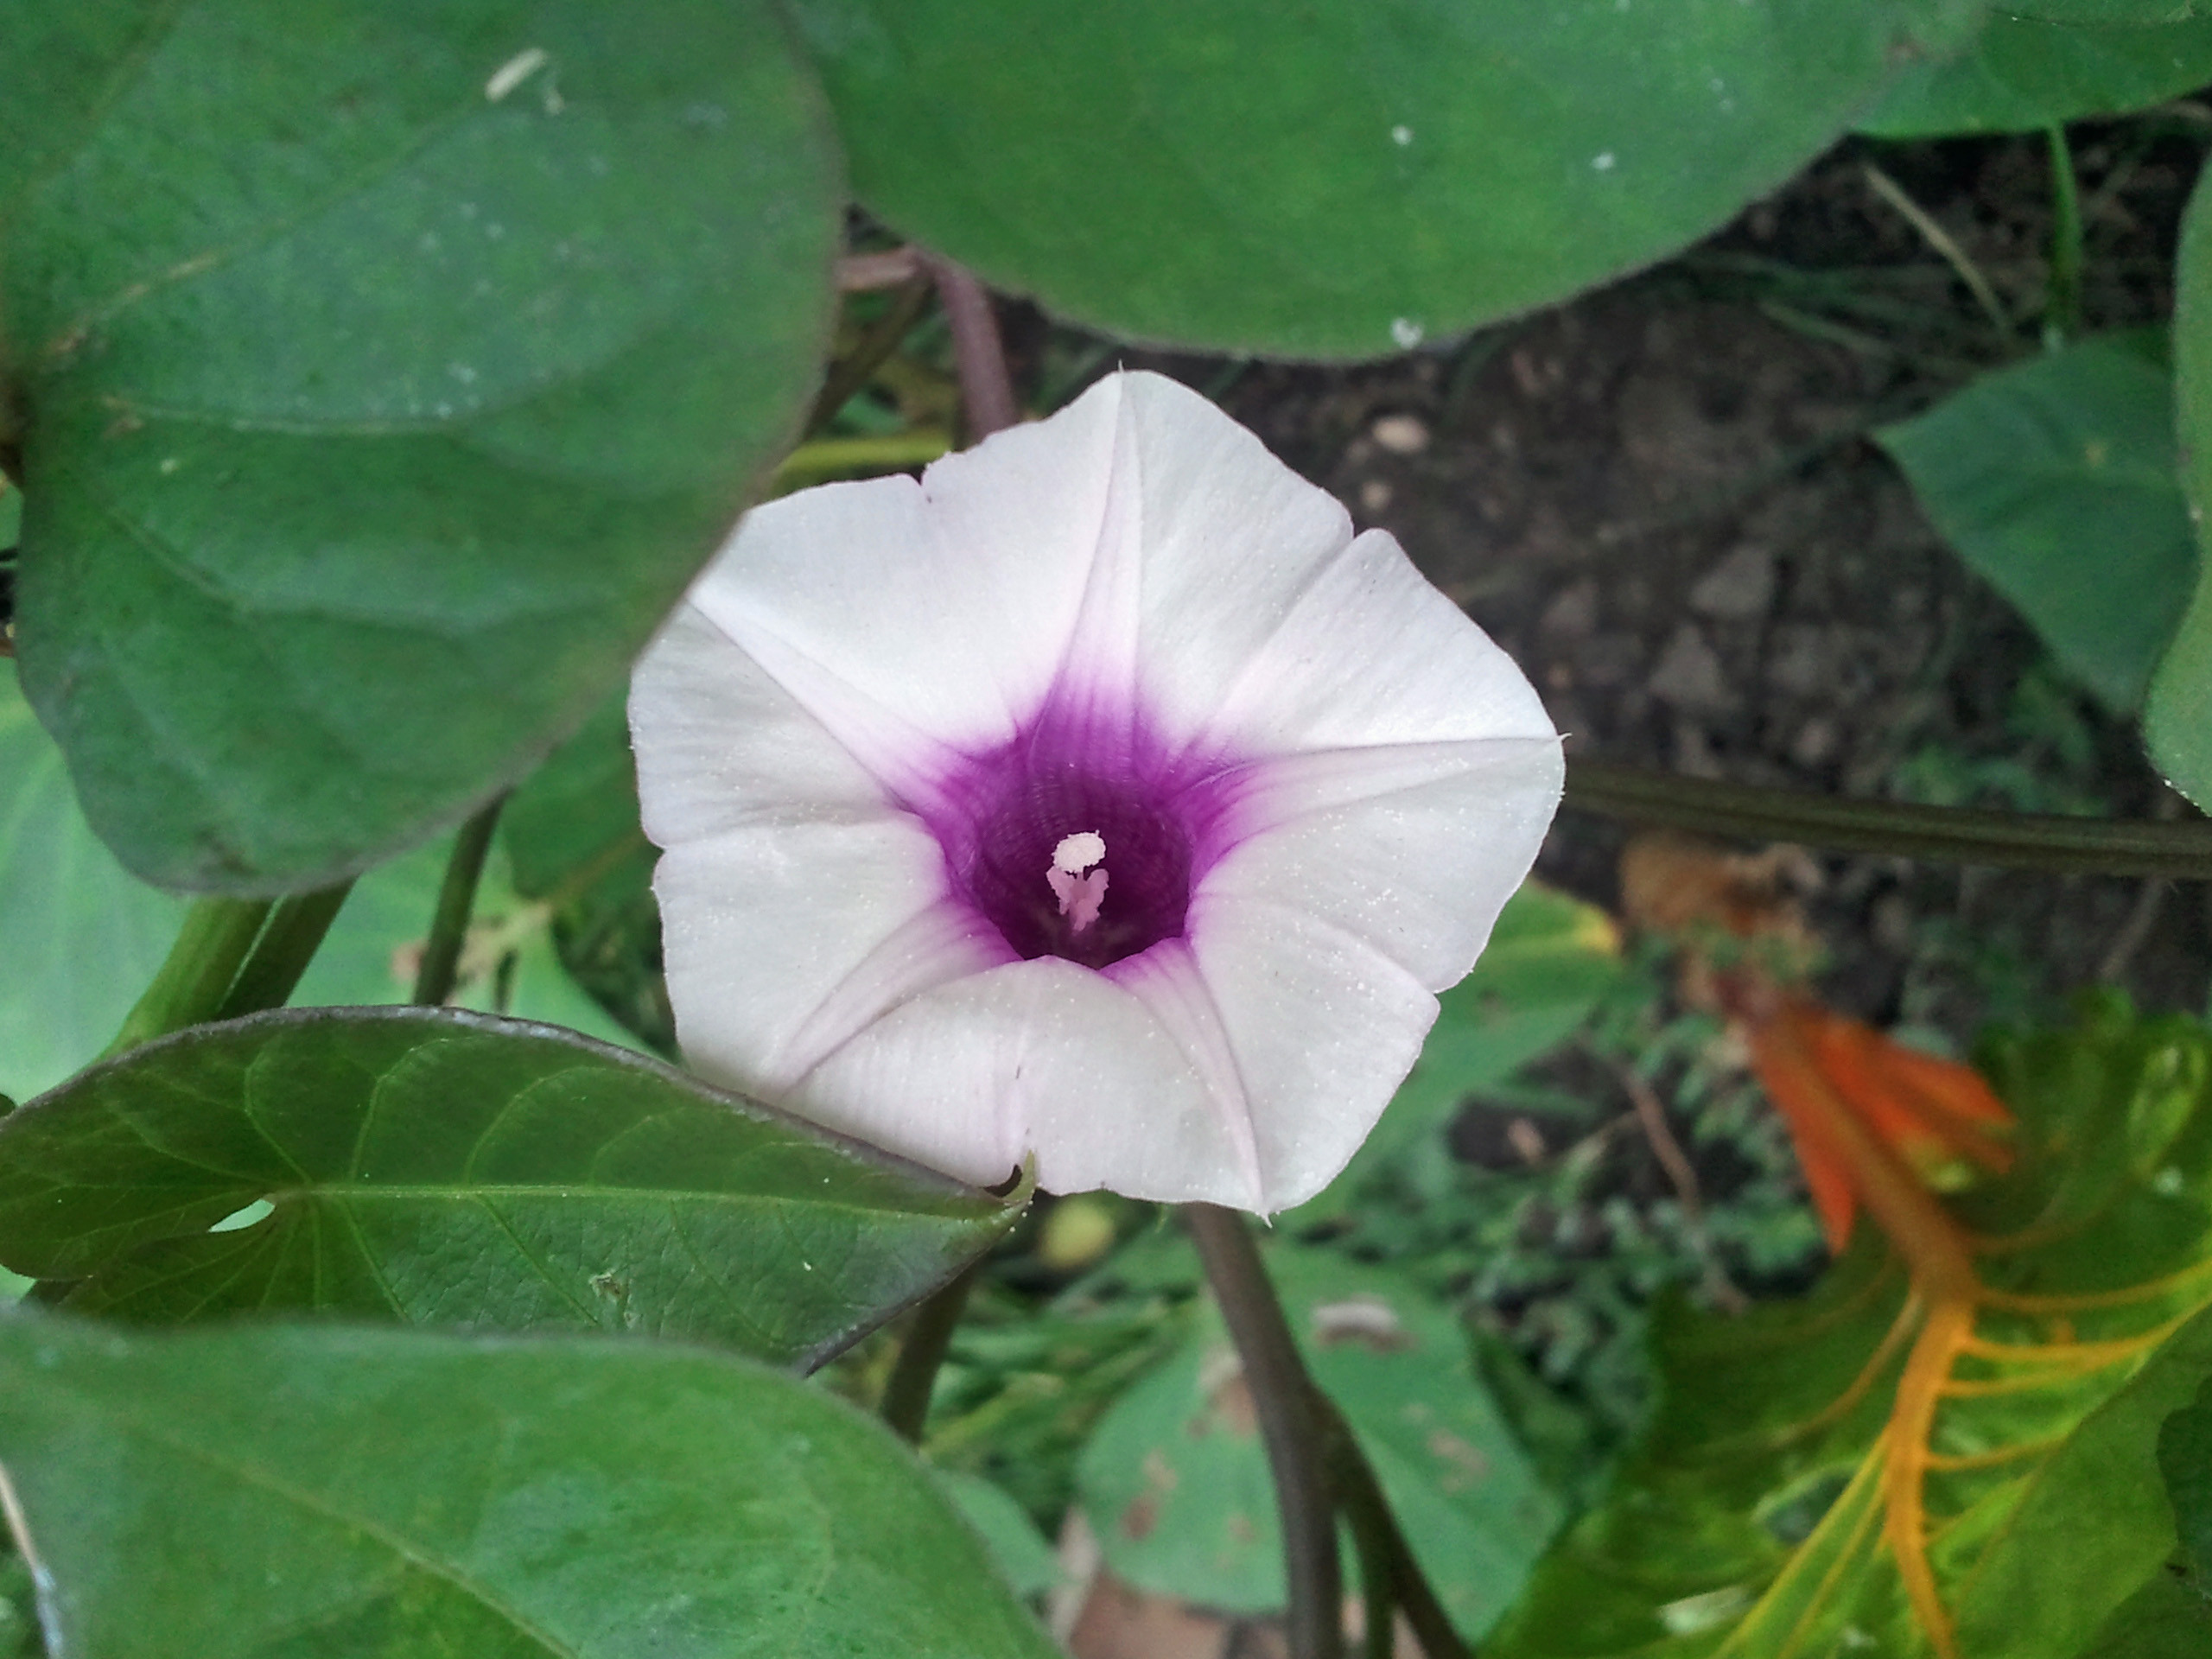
1053, 831, 1106, 874
1048, 831, 1109, 934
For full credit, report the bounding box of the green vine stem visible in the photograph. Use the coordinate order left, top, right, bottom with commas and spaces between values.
411, 796, 505, 1007
102, 897, 273, 1059
880, 1263, 981, 1445
1562, 758, 2212, 879
216, 882, 353, 1020
2046, 123, 2083, 346
809, 271, 936, 432
1318, 1393, 1471, 1659
1185, 1203, 1344, 1659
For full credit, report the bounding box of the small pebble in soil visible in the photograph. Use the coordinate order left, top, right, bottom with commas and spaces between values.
1688, 543, 1777, 621
1370, 413, 1431, 454
1649, 622, 1737, 714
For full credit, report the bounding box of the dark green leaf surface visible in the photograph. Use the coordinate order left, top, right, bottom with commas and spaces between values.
0, 671, 186, 1103
0, 1313, 1058, 1657
1077, 1246, 1560, 1637
2077, 1573, 2212, 1658
0, 1007, 1015, 1366
1859, 15, 2212, 137
2, 0, 839, 893
786, 0, 1974, 359
1879, 332, 2193, 715
2159, 1375, 2212, 1585
932, 1467, 1065, 1601
2151, 168, 2212, 804
2010, 2, 2208, 20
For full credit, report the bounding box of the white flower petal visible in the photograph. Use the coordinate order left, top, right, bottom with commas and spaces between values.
657, 818, 1007, 1101
1204, 735, 1564, 987
1052, 373, 1357, 747
791, 957, 1265, 1206
1201, 528, 1558, 756
627, 603, 893, 849
1185, 897, 1440, 1211
677, 390, 1119, 798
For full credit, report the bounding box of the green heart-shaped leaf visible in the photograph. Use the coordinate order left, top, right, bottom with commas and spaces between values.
785, 0, 1974, 358
0, 1312, 1058, 1656
0, 1007, 1016, 1366
2, 0, 840, 892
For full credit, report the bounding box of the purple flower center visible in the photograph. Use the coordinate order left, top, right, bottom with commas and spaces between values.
929, 708, 1204, 971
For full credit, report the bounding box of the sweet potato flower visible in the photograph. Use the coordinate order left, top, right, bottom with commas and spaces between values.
630, 372, 1560, 1211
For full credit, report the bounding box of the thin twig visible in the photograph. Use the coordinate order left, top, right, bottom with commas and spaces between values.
1317, 1393, 1467, 1659
836, 246, 921, 291
1611, 1061, 1749, 1316
880, 1263, 980, 1444
1862, 162, 2013, 341
1561, 757, 2212, 880
808, 272, 936, 432
411, 796, 505, 1006
1185, 1204, 1342, 1659
926, 255, 1020, 441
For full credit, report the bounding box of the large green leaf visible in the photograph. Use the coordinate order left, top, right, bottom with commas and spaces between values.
2077, 1574, 2212, 1659
1077, 1244, 1561, 1637
2150, 168, 2212, 805
2011, 2, 2208, 21
0, 1312, 1058, 1657
2, 0, 839, 893
0, 1007, 1016, 1365
1486, 995, 2212, 1659
785, 0, 1974, 359
1878, 332, 2195, 716
1859, 14, 2212, 137
0, 670, 186, 1103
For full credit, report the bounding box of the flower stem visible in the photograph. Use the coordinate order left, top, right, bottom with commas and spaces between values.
927, 256, 1019, 441
1561, 758, 2212, 880
2045, 124, 2083, 347
103, 897, 273, 1059
216, 881, 353, 1020
1317, 1391, 1471, 1659
880, 1262, 980, 1444
1185, 1204, 1342, 1659
412, 797, 505, 1007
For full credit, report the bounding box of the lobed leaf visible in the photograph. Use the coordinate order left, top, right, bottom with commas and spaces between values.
0, 1007, 1018, 1367
0, 1311, 1058, 1656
